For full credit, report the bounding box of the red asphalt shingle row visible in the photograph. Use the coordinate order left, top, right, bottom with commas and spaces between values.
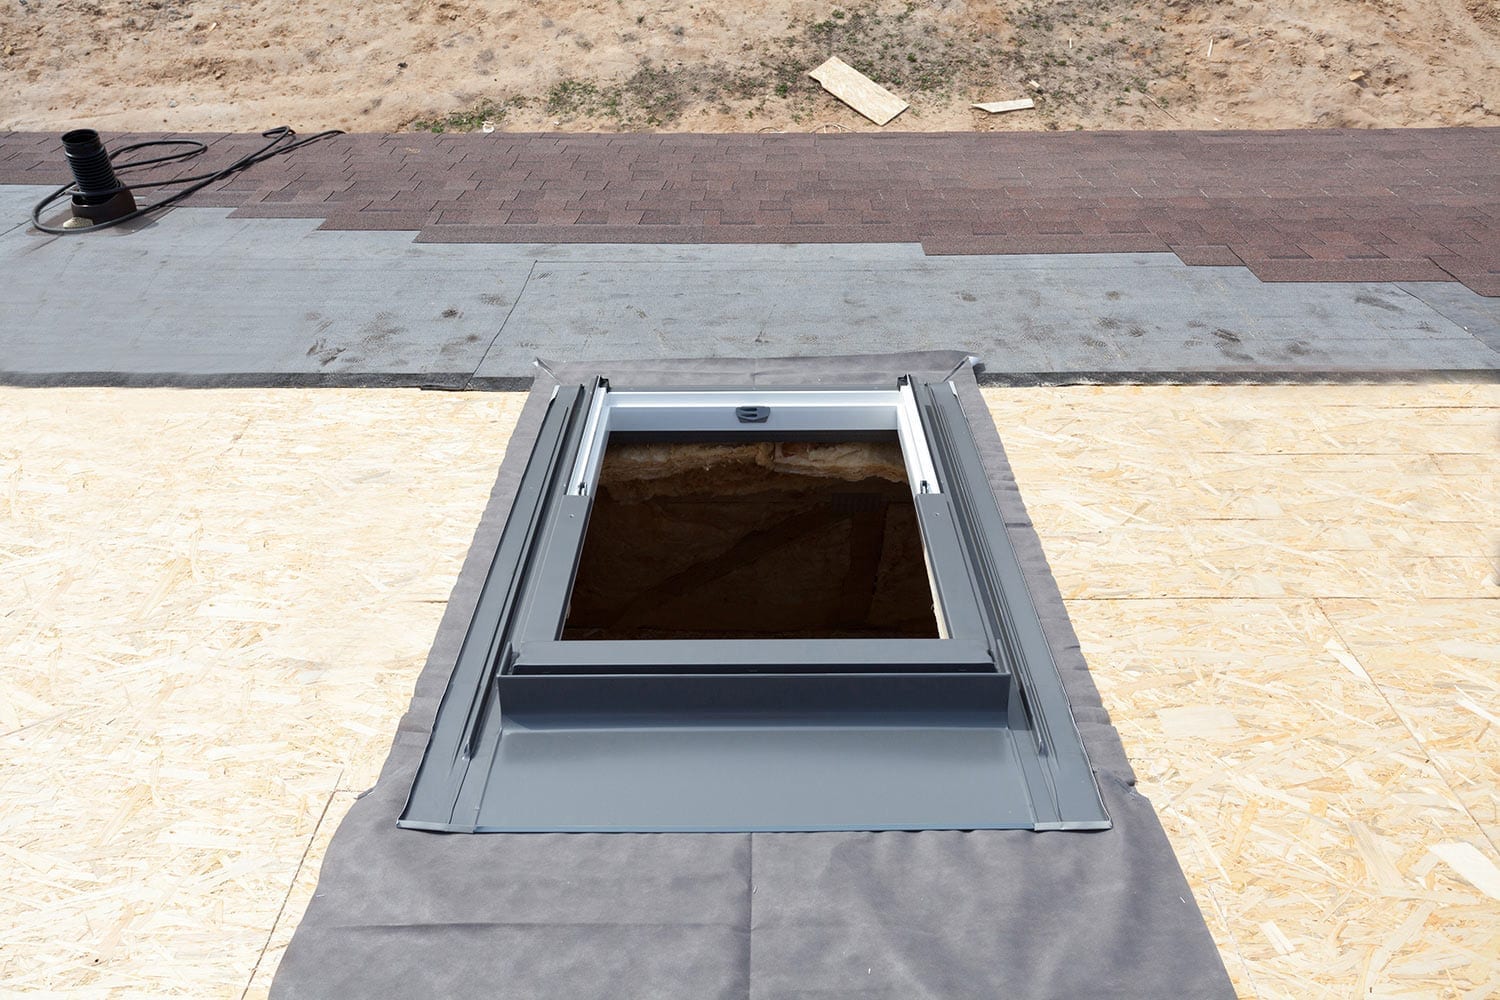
2, 128, 1495, 295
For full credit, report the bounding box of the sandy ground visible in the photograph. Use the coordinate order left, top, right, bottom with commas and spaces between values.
1, 0, 1498, 135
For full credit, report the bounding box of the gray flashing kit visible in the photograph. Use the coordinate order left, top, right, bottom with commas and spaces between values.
400, 376, 1109, 833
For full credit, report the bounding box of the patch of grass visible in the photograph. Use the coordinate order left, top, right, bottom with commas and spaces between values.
540, 61, 764, 128
1005, 0, 1176, 114
408, 98, 512, 133
786, 8, 993, 96
545, 79, 601, 117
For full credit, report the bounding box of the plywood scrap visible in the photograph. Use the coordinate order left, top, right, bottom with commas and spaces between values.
808, 56, 908, 126
972, 97, 1035, 114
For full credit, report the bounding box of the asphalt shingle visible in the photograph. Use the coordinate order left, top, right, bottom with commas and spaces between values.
2, 128, 1495, 295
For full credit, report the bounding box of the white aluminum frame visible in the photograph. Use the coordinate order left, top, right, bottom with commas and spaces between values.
568, 385, 941, 499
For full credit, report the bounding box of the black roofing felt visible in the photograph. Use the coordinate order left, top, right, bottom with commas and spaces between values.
270, 350, 1233, 1000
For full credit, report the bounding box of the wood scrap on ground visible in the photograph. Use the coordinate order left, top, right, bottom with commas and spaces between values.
807, 56, 908, 126
972, 98, 1035, 114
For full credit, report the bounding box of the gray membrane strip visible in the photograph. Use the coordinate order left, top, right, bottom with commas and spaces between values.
1, 194, 1496, 383
270, 350, 1234, 1000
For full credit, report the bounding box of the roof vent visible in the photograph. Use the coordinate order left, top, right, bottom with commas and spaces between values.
59, 129, 136, 228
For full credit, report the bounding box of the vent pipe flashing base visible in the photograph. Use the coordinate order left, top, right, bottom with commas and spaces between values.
60, 129, 136, 227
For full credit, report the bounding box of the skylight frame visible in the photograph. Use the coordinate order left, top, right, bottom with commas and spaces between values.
511, 382, 983, 658
400, 376, 1110, 834
567, 385, 940, 500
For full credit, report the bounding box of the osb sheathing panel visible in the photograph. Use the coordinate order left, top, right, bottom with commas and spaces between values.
0, 388, 524, 997
0, 383, 1495, 998
984, 383, 1499, 1000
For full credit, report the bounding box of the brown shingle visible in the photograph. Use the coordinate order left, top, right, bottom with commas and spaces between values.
2, 128, 1494, 295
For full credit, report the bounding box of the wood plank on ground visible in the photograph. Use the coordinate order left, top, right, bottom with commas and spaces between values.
808, 56, 909, 126
972, 97, 1035, 114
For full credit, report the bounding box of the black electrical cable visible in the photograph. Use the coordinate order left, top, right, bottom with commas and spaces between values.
30, 126, 344, 234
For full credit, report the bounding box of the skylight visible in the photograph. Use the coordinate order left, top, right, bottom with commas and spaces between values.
400, 377, 1108, 833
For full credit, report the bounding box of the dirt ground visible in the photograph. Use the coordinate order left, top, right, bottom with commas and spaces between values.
1, 0, 1498, 136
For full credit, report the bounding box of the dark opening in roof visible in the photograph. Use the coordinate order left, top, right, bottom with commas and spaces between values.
562, 438, 939, 641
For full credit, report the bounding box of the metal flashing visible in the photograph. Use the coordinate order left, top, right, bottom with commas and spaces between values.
400, 377, 1109, 833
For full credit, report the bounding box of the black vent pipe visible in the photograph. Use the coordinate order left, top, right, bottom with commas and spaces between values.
60, 129, 136, 224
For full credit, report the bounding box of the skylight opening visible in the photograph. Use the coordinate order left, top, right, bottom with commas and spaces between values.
561, 437, 940, 640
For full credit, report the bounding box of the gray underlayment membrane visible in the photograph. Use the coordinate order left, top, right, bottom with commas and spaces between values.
0, 189, 1496, 384
269, 351, 1235, 1000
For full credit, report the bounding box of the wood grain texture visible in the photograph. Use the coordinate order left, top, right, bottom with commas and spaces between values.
0, 388, 524, 996
971, 98, 1035, 114
807, 56, 909, 125
984, 382, 1500, 999
0, 383, 1495, 997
